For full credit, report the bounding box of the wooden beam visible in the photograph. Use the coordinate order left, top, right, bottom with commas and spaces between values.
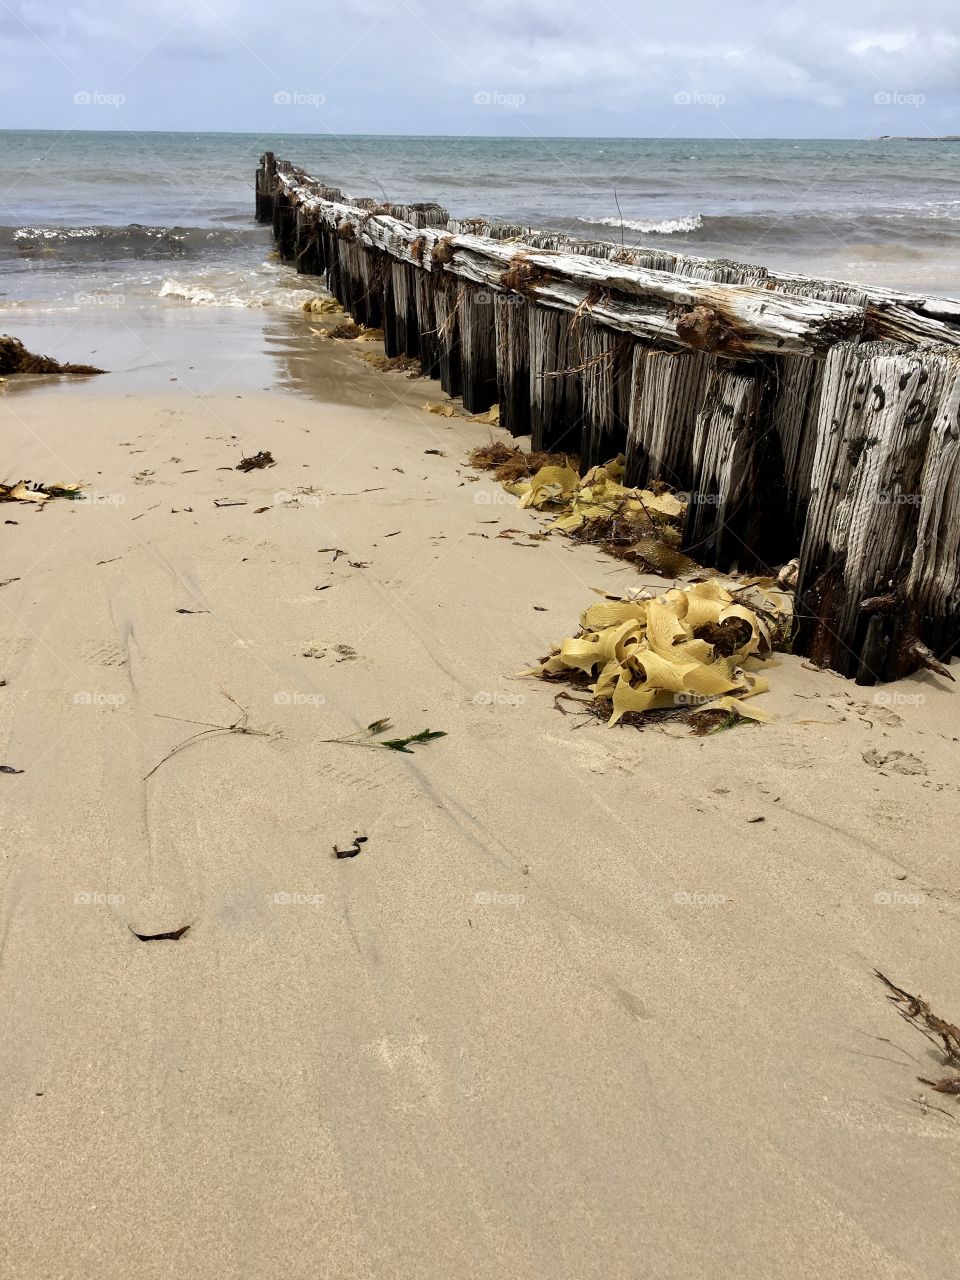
269, 167, 866, 359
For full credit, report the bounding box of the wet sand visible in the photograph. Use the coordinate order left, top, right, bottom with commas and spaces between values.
1, 306, 959, 1279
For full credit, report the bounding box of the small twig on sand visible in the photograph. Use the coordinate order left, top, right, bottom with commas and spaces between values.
913, 1093, 960, 1126
144, 688, 271, 780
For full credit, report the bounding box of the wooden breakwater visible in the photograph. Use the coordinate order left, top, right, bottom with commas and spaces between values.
256, 152, 960, 684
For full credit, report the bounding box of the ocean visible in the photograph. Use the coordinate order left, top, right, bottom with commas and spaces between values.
3, 130, 960, 320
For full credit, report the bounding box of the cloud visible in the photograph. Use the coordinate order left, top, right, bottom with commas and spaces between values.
0, 0, 958, 134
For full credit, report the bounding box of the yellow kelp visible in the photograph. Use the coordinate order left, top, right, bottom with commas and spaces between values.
528, 579, 793, 727
505, 457, 685, 534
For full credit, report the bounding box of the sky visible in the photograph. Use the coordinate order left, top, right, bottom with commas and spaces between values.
1, 0, 959, 137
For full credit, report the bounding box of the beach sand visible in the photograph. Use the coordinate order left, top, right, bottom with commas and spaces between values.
1, 311, 959, 1278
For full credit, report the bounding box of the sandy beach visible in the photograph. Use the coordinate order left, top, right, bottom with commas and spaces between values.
0, 307, 957, 1278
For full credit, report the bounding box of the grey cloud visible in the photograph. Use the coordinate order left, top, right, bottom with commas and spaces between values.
0, 0, 957, 134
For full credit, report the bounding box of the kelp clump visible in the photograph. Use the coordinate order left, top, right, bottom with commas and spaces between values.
469, 449, 691, 574
0, 336, 103, 376
0, 479, 85, 504
527, 578, 794, 729
468, 441, 577, 484
360, 351, 422, 375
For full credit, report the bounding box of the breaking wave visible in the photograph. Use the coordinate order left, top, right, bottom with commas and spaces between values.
158, 272, 320, 311
1, 224, 270, 262
579, 214, 704, 235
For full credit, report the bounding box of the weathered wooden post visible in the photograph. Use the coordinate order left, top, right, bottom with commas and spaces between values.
433, 274, 463, 398
798, 342, 960, 681
768, 356, 825, 537
255, 152, 277, 224
577, 322, 634, 468
390, 262, 421, 359
495, 294, 531, 437
529, 306, 582, 453
294, 208, 321, 275
681, 363, 769, 569
415, 272, 440, 378
625, 348, 713, 486
459, 286, 499, 414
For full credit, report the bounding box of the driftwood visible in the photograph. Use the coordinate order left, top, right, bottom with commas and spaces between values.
257, 152, 960, 683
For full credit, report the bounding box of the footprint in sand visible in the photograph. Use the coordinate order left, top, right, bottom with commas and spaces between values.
302, 644, 357, 663
862, 748, 927, 777
88, 644, 128, 668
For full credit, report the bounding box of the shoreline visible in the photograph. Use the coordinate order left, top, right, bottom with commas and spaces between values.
1, 307, 959, 1275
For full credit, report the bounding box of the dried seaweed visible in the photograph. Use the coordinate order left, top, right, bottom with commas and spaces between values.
381, 729, 446, 753
468, 451, 684, 568
129, 924, 191, 942
467, 443, 578, 484
334, 835, 368, 859
918, 1075, 960, 1095
499, 256, 548, 295
0, 335, 103, 376
493, 458, 692, 581
236, 451, 275, 472
526, 579, 791, 728
302, 296, 342, 315
322, 718, 447, 754
358, 351, 422, 375
876, 969, 960, 1067
330, 320, 362, 340
0, 480, 84, 505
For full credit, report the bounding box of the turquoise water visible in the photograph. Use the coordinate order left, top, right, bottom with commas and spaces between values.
3, 130, 960, 305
